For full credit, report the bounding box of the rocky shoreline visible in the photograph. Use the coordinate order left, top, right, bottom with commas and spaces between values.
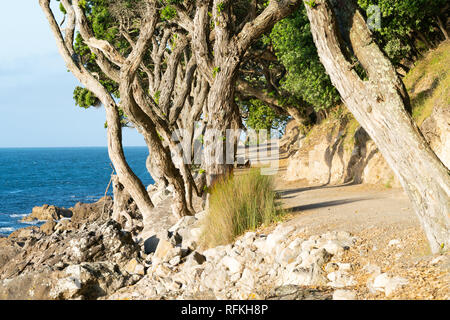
1, 187, 448, 300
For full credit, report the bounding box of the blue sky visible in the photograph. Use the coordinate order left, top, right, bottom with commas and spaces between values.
0, 2, 145, 148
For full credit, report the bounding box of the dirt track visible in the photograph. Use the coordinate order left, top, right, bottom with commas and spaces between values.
241, 141, 449, 299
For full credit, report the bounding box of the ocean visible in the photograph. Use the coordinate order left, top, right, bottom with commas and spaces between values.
0, 147, 154, 236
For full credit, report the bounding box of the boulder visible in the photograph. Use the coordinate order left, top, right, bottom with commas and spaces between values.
40, 219, 57, 235
21, 204, 72, 222
71, 196, 113, 225
0, 220, 140, 281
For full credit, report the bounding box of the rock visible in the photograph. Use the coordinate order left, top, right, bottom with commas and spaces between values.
153, 239, 175, 265
322, 240, 348, 256
149, 188, 172, 207
239, 268, 256, 290
333, 289, 357, 300
0, 220, 140, 283
8, 226, 40, 239
327, 271, 356, 288
125, 258, 145, 275
21, 204, 72, 223
71, 196, 113, 225
372, 273, 409, 297
221, 256, 243, 274
260, 226, 294, 255
201, 264, 228, 291
185, 251, 207, 266
267, 285, 332, 300
279, 263, 328, 287
51, 262, 135, 300
276, 247, 298, 265
430, 256, 446, 266
55, 219, 73, 232
169, 216, 197, 233
40, 220, 57, 235
0, 261, 136, 300
364, 264, 381, 276
388, 239, 401, 247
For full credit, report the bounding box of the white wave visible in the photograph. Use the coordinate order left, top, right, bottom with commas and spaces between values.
0, 227, 14, 233
22, 220, 42, 225
9, 213, 28, 218
8, 190, 24, 194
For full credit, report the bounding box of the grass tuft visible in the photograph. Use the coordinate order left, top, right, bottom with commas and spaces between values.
200, 169, 284, 248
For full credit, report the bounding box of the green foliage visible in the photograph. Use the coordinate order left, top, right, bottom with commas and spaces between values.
304, 0, 317, 8
200, 169, 284, 248
59, 1, 67, 15
73, 86, 100, 108
160, 5, 177, 21
154, 90, 161, 104
270, 7, 340, 111
216, 2, 225, 14
212, 66, 221, 78
358, 0, 448, 64
243, 99, 288, 134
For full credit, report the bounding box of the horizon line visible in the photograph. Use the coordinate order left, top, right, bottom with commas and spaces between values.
0, 145, 147, 149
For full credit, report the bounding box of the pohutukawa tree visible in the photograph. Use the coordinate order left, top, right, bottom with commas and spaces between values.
40, 0, 301, 224
171, 0, 302, 185
304, 0, 450, 253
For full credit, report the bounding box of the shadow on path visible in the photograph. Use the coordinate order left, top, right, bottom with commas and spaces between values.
287, 198, 370, 214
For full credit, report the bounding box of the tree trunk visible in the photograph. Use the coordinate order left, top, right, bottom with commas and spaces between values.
436, 16, 449, 41
416, 30, 433, 50
305, 0, 450, 253
203, 72, 238, 186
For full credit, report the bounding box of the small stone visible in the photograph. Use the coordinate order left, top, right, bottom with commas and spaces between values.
333, 290, 357, 300
327, 271, 356, 288
169, 256, 181, 266
388, 239, 401, 247
430, 256, 445, 266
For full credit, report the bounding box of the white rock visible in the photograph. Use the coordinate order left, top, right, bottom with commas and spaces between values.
221, 256, 243, 274
430, 256, 446, 266
239, 268, 256, 290
327, 271, 356, 288
169, 255, 181, 266
287, 238, 304, 251
301, 239, 317, 252
333, 289, 357, 300
388, 239, 401, 247
364, 264, 381, 276
337, 263, 352, 272
372, 273, 409, 297
276, 247, 297, 265
322, 240, 346, 256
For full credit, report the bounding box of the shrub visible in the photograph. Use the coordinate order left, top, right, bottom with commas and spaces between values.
200, 169, 284, 248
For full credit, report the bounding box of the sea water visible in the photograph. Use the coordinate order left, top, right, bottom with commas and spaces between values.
0, 147, 153, 236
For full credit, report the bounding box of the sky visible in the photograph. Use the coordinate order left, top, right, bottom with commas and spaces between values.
0, 2, 146, 148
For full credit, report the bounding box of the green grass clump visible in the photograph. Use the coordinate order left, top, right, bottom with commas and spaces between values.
200, 169, 284, 248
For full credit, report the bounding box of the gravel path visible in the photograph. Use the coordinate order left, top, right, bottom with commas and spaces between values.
267, 156, 449, 299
